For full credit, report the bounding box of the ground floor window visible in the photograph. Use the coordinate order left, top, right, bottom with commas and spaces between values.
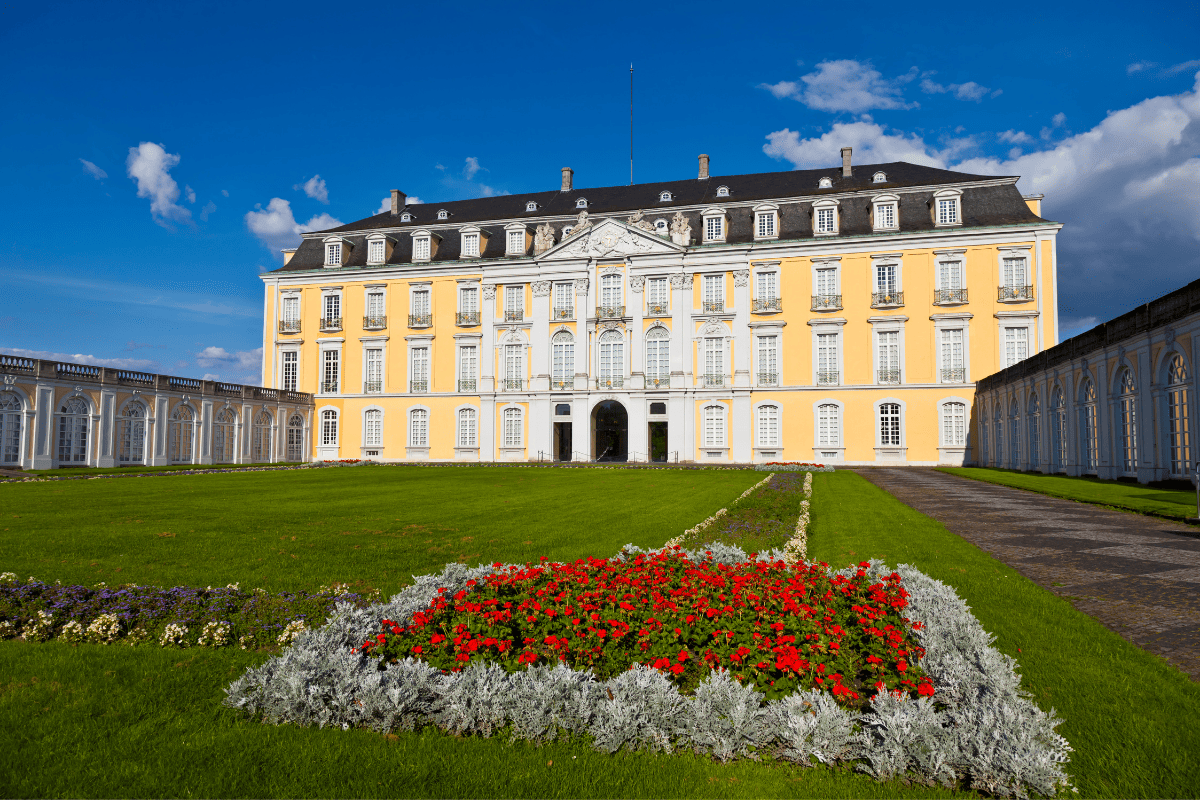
1, 393, 22, 464
503, 407, 522, 447
169, 405, 194, 463
879, 403, 901, 446
458, 408, 477, 447
213, 408, 237, 463
252, 411, 272, 462
287, 414, 305, 461
57, 396, 89, 464
941, 402, 966, 447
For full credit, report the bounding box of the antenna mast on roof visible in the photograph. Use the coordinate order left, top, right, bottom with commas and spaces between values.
629, 63, 634, 186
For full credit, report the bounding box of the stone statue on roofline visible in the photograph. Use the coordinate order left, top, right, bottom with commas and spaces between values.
670, 211, 691, 246
627, 209, 656, 233
534, 222, 556, 254
566, 210, 591, 238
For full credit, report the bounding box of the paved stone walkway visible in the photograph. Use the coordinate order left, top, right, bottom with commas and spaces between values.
856, 468, 1200, 681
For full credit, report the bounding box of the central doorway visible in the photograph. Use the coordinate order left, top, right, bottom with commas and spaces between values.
592, 400, 628, 462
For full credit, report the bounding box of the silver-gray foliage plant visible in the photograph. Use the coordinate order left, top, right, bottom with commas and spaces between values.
225, 545, 1073, 797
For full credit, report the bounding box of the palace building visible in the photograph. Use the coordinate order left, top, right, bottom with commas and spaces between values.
260, 150, 1060, 465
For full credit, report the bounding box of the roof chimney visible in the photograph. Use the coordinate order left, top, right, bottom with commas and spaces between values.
840, 147, 852, 178
561, 167, 573, 192
390, 189, 405, 214
698, 154, 710, 180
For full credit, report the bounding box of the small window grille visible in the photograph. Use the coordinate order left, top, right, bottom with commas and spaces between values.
575, 198, 587, 209
365, 409, 382, 447
507, 229, 525, 255
413, 236, 431, 261
458, 408, 477, 447
400, 212, 412, 222
659, 191, 672, 201
409, 409, 428, 447
938, 198, 959, 224
756, 212, 776, 238
437, 209, 448, 220
879, 403, 901, 446
704, 215, 723, 241
462, 233, 479, 257
875, 203, 896, 229
526, 201, 537, 212
282, 351, 298, 392
873, 172, 887, 183
326, 242, 342, 265
816, 207, 836, 233
368, 239, 385, 263
715, 186, 729, 197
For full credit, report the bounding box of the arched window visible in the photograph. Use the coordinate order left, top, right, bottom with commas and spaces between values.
575, 198, 587, 209
213, 407, 237, 463
0, 392, 22, 465
1080, 379, 1098, 473
993, 404, 1003, 467
117, 401, 147, 464
320, 409, 338, 447
598, 329, 623, 389
503, 407, 523, 447
525, 201, 537, 212
168, 405, 194, 463
359, 409, 380, 449
817, 403, 840, 448
437, 209, 448, 220
880, 402, 901, 447
654, 218, 668, 235
1028, 393, 1041, 468
57, 396, 89, 464
645, 327, 670, 387
287, 413, 305, 461
1051, 388, 1067, 473
715, 186, 729, 197
458, 408, 477, 448
659, 191, 672, 202
252, 410, 272, 462
409, 408, 428, 447
941, 402, 966, 447
819, 177, 833, 189
703, 405, 726, 447
551, 330, 574, 389
1009, 398, 1021, 469
1166, 355, 1191, 476
1118, 369, 1137, 475
757, 405, 780, 447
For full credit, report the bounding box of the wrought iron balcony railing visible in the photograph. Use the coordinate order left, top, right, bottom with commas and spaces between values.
645, 301, 669, 316
811, 294, 842, 311
757, 372, 778, 386
363, 315, 387, 330
998, 285, 1034, 302
933, 288, 968, 305
941, 367, 966, 383
700, 373, 725, 388
408, 313, 432, 328
502, 378, 524, 391
364, 381, 382, 393
702, 300, 725, 313
457, 379, 477, 393
319, 317, 342, 331
277, 319, 301, 333
597, 305, 625, 319
550, 378, 572, 390
597, 376, 624, 389
455, 311, 480, 326
409, 379, 429, 393
752, 298, 783, 313
816, 370, 840, 385
871, 291, 904, 308
504, 309, 524, 322
877, 369, 901, 385
552, 306, 574, 320
320, 381, 339, 393
645, 374, 670, 388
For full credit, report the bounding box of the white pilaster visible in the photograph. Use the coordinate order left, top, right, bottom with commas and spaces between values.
531, 281, 551, 392
670, 274, 692, 388
628, 395, 647, 462
480, 396, 496, 461
732, 270, 751, 387
97, 389, 117, 468
572, 394, 590, 461
629, 276, 645, 389
481, 286, 496, 392
573, 279, 590, 389
732, 392, 752, 463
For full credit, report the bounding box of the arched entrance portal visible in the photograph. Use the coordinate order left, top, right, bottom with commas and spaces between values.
592, 400, 628, 462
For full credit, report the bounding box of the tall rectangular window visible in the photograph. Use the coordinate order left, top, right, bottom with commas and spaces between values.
507, 229, 524, 255
505, 285, 524, 319
323, 293, 340, 321
321, 350, 339, 393
645, 330, 669, 381
939, 261, 963, 291
1004, 327, 1029, 367
368, 239, 385, 264
757, 335, 778, 385
875, 264, 897, 294
1002, 257, 1028, 288
816, 207, 836, 233
364, 409, 382, 447
459, 346, 477, 392
365, 348, 383, 393
282, 295, 299, 324
410, 347, 429, 391
462, 233, 480, 257
505, 344, 523, 389
756, 271, 777, 301
757, 405, 779, 446
817, 333, 838, 384
366, 291, 384, 317
877, 331, 900, 384
458, 408, 477, 447
600, 274, 622, 307
552, 335, 574, 385
410, 409, 428, 447
941, 402, 966, 447
460, 286, 478, 313
413, 237, 430, 261
875, 202, 896, 229
879, 403, 901, 446
326, 242, 341, 265
503, 407, 522, 447
816, 267, 837, 295
703, 405, 726, 447
553, 282, 573, 316
703, 337, 724, 385
705, 215, 723, 241
647, 278, 668, 314
940, 329, 964, 382
282, 351, 298, 392
703, 274, 724, 309
817, 403, 840, 446
937, 198, 959, 224
411, 289, 430, 316
756, 212, 776, 238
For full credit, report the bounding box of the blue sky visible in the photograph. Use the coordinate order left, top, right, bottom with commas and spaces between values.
2, 0, 1198, 384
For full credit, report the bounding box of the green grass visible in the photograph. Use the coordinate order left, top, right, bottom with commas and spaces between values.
20, 461, 293, 477
0, 465, 760, 597
808, 471, 1200, 799
937, 467, 1198, 521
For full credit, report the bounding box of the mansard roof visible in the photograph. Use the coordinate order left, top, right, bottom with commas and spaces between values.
273, 161, 1047, 273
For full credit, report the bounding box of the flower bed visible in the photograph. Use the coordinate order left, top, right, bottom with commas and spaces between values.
700, 472, 811, 551
361, 549, 931, 707
0, 573, 378, 649
753, 462, 834, 472
225, 545, 1074, 797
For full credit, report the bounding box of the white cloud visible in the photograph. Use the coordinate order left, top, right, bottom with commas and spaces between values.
998, 130, 1034, 144
199, 201, 217, 221
297, 175, 329, 203
79, 159, 107, 180
244, 198, 343, 257
376, 197, 390, 215
195, 346, 263, 371
126, 142, 192, 228
763, 121, 946, 169
921, 77, 996, 101
0, 346, 157, 371
462, 157, 483, 180
185, 185, 196, 204
1164, 59, 1200, 76
436, 158, 507, 199
761, 60, 919, 113
221, 189, 229, 197
1127, 62, 1155, 74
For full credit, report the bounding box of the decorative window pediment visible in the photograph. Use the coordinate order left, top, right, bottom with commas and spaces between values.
933, 188, 963, 226
323, 236, 350, 267
812, 199, 840, 235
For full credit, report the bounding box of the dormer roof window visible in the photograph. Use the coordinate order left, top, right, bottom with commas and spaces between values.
400, 212, 413, 222
525, 201, 538, 212
411, 230, 436, 262
813, 199, 840, 235
323, 237, 349, 267
504, 223, 527, 256
701, 207, 727, 243
715, 185, 729, 197
460, 226, 482, 259
933, 188, 963, 227
437, 209, 449, 220
753, 203, 778, 240
818, 177, 833, 189
575, 197, 587, 209
873, 172, 888, 183
659, 191, 673, 202
366, 234, 392, 265
654, 218, 668, 235
872, 194, 899, 231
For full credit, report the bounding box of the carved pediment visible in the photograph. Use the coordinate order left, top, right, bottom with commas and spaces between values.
539, 218, 684, 260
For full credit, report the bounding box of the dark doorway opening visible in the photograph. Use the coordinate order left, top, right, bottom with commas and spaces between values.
554, 422, 572, 461
649, 421, 668, 462
592, 400, 628, 462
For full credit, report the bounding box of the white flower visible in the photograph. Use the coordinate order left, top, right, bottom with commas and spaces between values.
60, 620, 85, 644
277, 619, 307, 646
197, 621, 231, 647
159, 622, 189, 648
0, 572, 16, 583
86, 613, 122, 644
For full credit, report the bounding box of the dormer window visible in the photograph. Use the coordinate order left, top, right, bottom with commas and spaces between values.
659, 191, 673, 202
400, 212, 413, 222
701, 208, 726, 243
818, 177, 833, 189
715, 185, 729, 197
654, 218, 668, 235
366, 235, 391, 265
933, 189, 963, 226
505, 224, 526, 255
412, 232, 432, 262
872, 194, 899, 231
525, 201, 538, 212
461, 227, 481, 258
813, 199, 839, 235
323, 237, 348, 267
437, 209, 449, 220
873, 172, 888, 183
575, 197, 587, 209
561, 225, 574, 238
754, 204, 778, 240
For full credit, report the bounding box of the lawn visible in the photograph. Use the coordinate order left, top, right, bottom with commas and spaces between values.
1, 467, 1198, 798
20, 462, 295, 477
937, 467, 1198, 522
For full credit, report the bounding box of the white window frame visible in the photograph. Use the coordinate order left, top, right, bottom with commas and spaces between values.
504, 285, 525, 320
754, 402, 781, 449
525, 201, 538, 212
872, 194, 899, 231
872, 256, 903, 295
870, 317, 907, 386
646, 277, 669, 315
551, 330, 575, 388
813, 199, 839, 235
812, 399, 844, 461
361, 337, 386, 394
575, 197, 588, 209
364, 285, 387, 324
505, 224, 526, 256
400, 212, 412, 222
362, 406, 384, 449
755, 332, 780, 386
552, 282, 574, 319
810, 319, 845, 386
411, 230, 433, 262
597, 329, 625, 387
501, 405, 525, 449
279, 347, 300, 392
409, 284, 432, 327
280, 291, 301, 327
408, 339, 432, 393
715, 185, 729, 197
644, 326, 670, 385
754, 265, 779, 302
408, 406, 430, 448
701, 403, 728, 449
318, 342, 342, 394
366, 235, 390, 265
931, 313, 972, 384
323, 237, 346, 267
939, 398, 969, 448
56, 394, 91, 466
320, 288, 343, 329
702, 273, 725, 310
659, 191, 673, 202
318, 406, 339, 448
460, 227, 481, 259
873, 171, 888, 183
701, 207, 726, 242
933, 188, 962, 227
456, 405, 479, 450
875, 397, 906, 454
436, 209, 448, 220
653, 218, 668, 236
811, 258, 841, 310
1000, 321, 1035, 368
753, 204, 778, 240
